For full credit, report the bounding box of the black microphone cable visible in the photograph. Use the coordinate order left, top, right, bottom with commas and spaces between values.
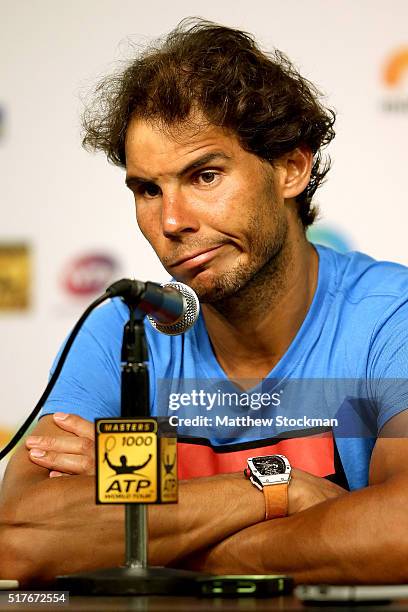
0, 291, 110, 462
0, 279, 149, 461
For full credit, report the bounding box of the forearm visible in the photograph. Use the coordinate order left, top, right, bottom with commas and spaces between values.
1, 472, 264, 582
192, 474, 408, 583
0, 475, 123, 582
150, 472, 264, 565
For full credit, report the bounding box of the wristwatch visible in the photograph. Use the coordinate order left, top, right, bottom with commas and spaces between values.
244, 454, 292, 519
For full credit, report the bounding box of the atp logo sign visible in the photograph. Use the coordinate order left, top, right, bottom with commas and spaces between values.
381, 47, 408, 112
96, 420, 158, 503
95, 418, 178, 504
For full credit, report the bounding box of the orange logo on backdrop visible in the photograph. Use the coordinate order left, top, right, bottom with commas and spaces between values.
0, 429, 12, 450
383, 48, 408, 87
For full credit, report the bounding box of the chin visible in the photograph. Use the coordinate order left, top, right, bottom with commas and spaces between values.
187, 266, 252, 304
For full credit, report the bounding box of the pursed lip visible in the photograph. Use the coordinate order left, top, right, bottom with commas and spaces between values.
169, 245, 225, 268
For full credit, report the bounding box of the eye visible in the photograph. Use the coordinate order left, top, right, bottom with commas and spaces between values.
139, 183, 161, 198
200, 171, 216, 184
195, 170, 220, 186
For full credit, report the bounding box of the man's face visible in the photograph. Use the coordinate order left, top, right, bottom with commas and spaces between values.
125, 118, 290, 302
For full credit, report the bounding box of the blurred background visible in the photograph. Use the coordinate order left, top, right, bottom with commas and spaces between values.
1, 0, 407, 477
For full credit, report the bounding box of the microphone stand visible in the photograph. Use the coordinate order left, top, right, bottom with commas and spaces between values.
56, 303, 202, 595
121, 307, 149, 573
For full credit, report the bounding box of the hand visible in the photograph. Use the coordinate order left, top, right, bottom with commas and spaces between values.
288, 468, 347, 514
26, 413, 95, 477
177, 471, 348, 574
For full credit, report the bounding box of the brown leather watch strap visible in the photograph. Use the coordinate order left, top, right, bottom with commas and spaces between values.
263, 482, 288, 519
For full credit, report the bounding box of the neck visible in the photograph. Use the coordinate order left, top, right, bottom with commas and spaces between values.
201, 232, 318, 382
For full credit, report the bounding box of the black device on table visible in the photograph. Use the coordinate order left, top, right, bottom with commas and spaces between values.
196, 574, 293, 597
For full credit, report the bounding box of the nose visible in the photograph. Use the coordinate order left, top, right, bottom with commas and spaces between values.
161, 188, 200, 238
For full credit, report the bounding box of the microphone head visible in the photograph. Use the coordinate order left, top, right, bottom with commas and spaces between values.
147, 281, 200, 335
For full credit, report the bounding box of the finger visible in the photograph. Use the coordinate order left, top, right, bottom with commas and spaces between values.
52, 413, 95, 440
26, 435, 94, 456
28, 448, 95, 475
49, 471, 68, 478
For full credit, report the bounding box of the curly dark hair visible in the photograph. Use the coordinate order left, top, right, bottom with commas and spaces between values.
82, 18, 335, 227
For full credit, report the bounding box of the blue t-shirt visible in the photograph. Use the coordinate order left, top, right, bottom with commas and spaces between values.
41, 245, 408, 490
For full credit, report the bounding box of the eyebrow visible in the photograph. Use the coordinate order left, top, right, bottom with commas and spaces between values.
125, 151, 231, 189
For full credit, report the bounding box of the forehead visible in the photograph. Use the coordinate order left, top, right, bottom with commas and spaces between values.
124, 117, 243, 177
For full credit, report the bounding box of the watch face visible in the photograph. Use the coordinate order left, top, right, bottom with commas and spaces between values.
252, 455, 286, 476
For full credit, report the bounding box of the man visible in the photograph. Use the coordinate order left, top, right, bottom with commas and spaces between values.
2, 19, 408, 583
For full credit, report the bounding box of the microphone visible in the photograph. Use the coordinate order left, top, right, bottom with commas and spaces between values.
107, 279, 200, 335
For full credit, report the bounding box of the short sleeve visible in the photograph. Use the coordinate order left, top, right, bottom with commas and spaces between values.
367, 298, 408, 431
40, 301, 125, 421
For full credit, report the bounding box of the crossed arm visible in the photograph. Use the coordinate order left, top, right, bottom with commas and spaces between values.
0, 416, 265, 582
1, 411, 408, 583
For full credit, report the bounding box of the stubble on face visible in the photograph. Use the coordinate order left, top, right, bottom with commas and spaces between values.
196, 168, 292, 319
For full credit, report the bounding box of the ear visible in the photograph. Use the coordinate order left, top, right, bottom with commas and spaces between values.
278, 146, 313, 199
